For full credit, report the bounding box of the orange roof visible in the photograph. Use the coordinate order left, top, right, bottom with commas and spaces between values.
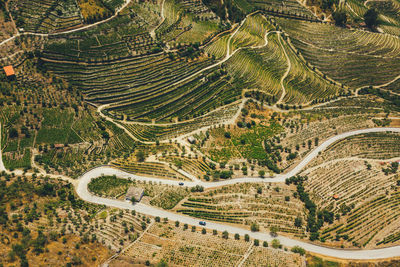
3, 66, 15, 76
333, 194, 339, 199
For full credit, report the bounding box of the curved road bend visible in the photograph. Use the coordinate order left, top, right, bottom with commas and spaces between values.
1, 123, 399, 259
75, 127, 400, 260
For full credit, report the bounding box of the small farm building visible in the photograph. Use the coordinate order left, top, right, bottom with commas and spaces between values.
126, 186, 144, 202
188, 136, 196, 144
3, 65, 15, 77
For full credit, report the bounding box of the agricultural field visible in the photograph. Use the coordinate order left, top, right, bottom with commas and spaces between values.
225, 33, 287, 100
281, 32, 344, 105
0, 53, 140, 177
276, 17, 400, 88
9, 0, 84, 33
230, 13, 272, 51
109, 221, 306, 266
2, 0, 400, 264
175, 182, 307, 237
309, 132, 400, 166
156, 0, 221, 45
121, 101, 241, 141
301, 159, 400, 249
111, 158, 188, 180
198, 102, 283, 167
247, 0, 315, 18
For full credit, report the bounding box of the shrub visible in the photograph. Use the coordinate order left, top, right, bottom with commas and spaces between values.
244, 234, 250, 242
222, 230, 229, 239
272, 239, 281, 249
364, 8, 379, 29
333, 11, 347, 26
291, 246, 306, 256
250, 222, 259, 232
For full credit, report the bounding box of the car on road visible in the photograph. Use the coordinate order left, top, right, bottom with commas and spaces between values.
178, 182, 184, 186
199, 221, 206, 226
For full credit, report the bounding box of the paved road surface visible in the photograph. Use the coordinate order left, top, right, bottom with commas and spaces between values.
74, 127, 400, 260
1, 125, 400, 259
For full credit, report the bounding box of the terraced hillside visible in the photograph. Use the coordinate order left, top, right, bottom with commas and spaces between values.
248, 0, 315, 17
4, 0, 400, 264
121, 101, 241, 141
225, 33, 287, 100
344, 0, 400, 36
9, 0, 84, 33
110, 221, 305, 266
277, 18, 400, 88
369, 0, 400, 36
175, 182, 307, 237
303, 159, 400, 249
156, 0, 221, 45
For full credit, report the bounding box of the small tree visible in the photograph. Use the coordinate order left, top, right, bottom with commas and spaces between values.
9, 128, 18, 138
234, 233, 240, 240
136, 151, 146, 162
291, 246, 306, 256
250, 222, 259, 232
244, 234, 250, 242
333, 11, 347, 26
271, 239, 281, 249
155, 216, 160, 222
294, 217, 303, 228
263, 241, 268, 247
131, 197, 136, 204
270, 226, 278, 237
258, 170, 265, 178
254, 239, 260, 246
222, 231, 229, 239
364, 8, 379, 29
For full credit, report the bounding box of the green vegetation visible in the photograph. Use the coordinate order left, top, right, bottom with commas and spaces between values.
286, 175, 334, 241
0, 173, 110, 266
88, 175, 132, 197
277, 17, 400, 88
11, 0, 83, 33
2, 0, 400, 257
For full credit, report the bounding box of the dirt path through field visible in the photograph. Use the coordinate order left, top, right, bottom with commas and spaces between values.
276, 33, 291, 105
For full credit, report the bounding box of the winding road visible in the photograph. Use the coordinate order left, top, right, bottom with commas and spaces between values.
72, 127, 400, 260
1, 122, 400, 259
1, 1, 400, 261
